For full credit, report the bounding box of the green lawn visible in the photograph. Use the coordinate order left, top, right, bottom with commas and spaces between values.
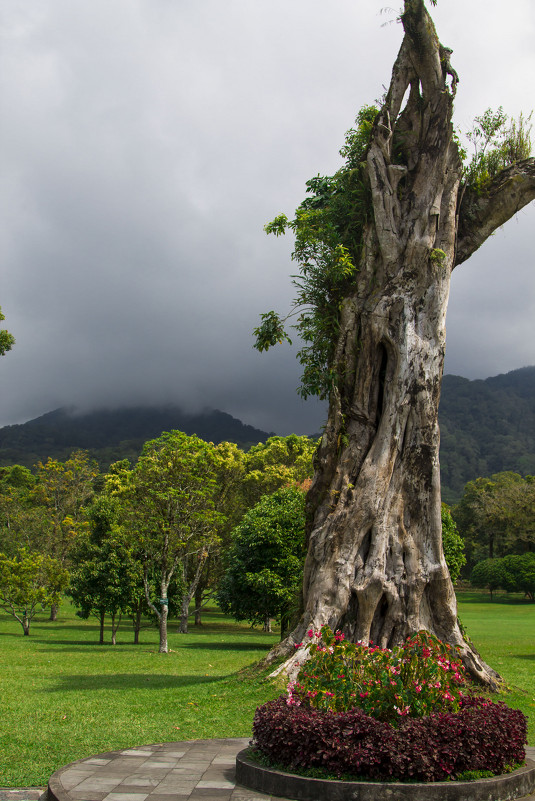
0, 592, 534, 788
456, 590, 535, 743
0, 604, 280, 787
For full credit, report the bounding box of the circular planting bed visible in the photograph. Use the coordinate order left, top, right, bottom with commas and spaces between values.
246, 629, 533, 800
236, 749, 535, 801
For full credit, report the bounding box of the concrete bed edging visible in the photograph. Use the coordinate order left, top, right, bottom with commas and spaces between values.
236, 749, 535, 801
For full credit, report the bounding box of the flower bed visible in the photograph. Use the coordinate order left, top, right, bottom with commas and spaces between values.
251, 628, 527, 783
253, 695, 526, 782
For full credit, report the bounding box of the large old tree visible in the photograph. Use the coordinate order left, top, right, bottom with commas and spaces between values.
255, 0, 535, 687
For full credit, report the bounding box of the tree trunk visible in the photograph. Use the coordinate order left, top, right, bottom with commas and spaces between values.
133, 607, 142, 644
99, 610, 105, 645
49, 603, 58, 622
111, 612, 121, 645
264, 0, 535, 689
159, 602, 169, 652
263, 615, 272, 633
178, 551, 209, 634
194, 585, 203, 626
178, 606, 188, 633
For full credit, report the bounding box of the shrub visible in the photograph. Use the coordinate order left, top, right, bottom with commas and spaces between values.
252, 695, 527, 782
288, 627, 466, 724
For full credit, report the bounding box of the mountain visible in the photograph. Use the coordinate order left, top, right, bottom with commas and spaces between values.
439, 366, 535, 503
0, 406, 272, 470
0, 366, 533, 497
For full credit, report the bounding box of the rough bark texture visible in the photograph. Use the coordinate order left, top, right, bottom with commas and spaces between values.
265, 0, 535, 688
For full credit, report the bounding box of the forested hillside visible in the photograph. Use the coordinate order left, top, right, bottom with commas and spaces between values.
0, 406, 272, 469
0, 366, 533, 497
440, 367, 535, 502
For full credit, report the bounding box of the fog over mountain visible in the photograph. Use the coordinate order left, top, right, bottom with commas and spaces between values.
1, 1, 534, 435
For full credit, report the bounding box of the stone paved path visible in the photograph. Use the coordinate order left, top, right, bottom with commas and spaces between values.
2, 742, 535, 801
46, 739, 293, 801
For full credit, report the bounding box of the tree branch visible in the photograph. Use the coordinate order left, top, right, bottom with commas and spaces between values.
455, 158, 535, 266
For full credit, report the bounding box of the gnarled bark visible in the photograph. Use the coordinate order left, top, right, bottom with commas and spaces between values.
264, 0, 535, 688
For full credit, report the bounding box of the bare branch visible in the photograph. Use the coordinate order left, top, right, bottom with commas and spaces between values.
455, 158, 535, 266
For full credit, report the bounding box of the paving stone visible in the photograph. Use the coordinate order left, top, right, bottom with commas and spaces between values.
151, 782, 197, 801
118, 777, 161, 788
197, 781, 235, 790
73, 777, 122, 792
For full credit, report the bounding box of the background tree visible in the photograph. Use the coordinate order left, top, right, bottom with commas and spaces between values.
190, 441, 247, 626
471, 554, 535, 601
241, 435, 316, 509
110, 432, 223, 651
0, 548, 68, 635
0, 306, 15, 356
31, 450, 97, 619
441, 505, 466, 584
217, 487, 306, 636
453, 472, 535, 570
470, 559, 505, 602
68, 531, 142, 644
501, 553, 535, 601
254, 0, 535, 686
0, 465, 39, 556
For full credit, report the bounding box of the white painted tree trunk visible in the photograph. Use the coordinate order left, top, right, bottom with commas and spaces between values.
264, 0, 535, 688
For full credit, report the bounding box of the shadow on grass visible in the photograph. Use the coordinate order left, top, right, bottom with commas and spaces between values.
31, 638, 273, 653
180, 641, 273, 652
513, 655, 535, 661
44, 673, 227, 691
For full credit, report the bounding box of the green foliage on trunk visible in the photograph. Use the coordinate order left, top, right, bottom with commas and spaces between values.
465, 108, 532, 192
254, 106, 378, 399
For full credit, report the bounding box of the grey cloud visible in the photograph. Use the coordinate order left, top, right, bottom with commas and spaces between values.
1, 0, 534, 434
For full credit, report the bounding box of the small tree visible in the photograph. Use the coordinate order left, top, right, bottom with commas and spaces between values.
0, 548, 68, 635
109, 432, 223, 651
68, 532, 142, 644
218, 487, 306, 636
470, 558, 505, 601
501, 553, 535, 601
32, 451, 98, 619
453, 473, 535, 569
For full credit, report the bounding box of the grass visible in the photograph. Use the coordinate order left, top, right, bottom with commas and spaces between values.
0, 603, 280, 787
456, 590, 535, 743
0, 591, 534, 788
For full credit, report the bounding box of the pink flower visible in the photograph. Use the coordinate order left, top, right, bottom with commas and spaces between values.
307, 629, 314, 638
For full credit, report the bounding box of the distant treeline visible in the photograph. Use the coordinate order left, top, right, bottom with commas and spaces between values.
0, 366, 534, 500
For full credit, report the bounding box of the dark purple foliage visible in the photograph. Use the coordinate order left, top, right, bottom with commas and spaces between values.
252, 696, 527, 782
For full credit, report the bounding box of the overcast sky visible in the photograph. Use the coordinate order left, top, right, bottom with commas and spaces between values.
1, 0, 534, 435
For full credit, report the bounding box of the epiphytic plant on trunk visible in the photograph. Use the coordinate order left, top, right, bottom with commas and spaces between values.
254, 0, 535, 686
